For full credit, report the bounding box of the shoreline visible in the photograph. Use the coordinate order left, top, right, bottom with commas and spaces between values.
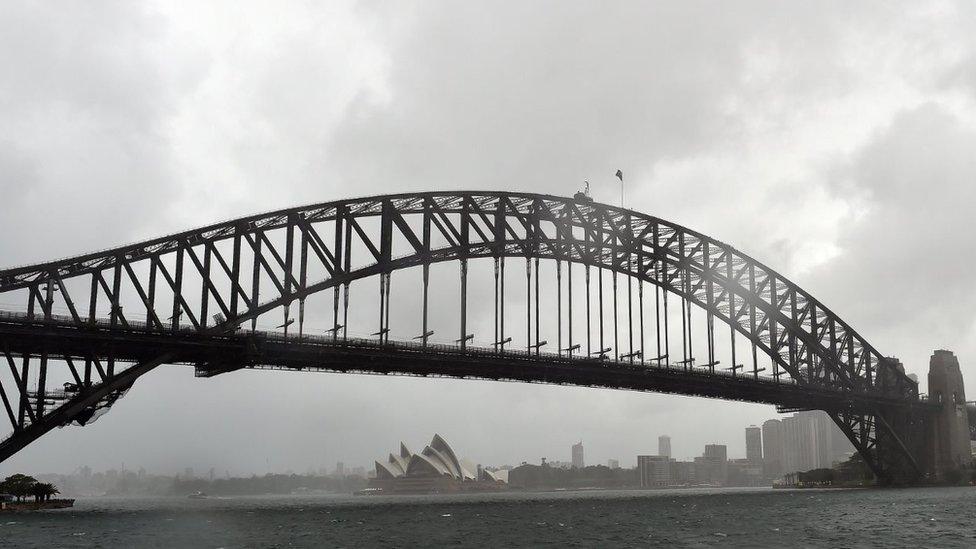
1, 499, 75, 511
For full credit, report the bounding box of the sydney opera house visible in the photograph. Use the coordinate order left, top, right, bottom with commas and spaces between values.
371, 434, 505, 493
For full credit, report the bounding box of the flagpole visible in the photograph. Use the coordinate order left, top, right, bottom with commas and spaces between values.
615, 169, 624, 208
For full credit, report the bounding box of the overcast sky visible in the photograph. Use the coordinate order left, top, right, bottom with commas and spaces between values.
2, 1, 975, 476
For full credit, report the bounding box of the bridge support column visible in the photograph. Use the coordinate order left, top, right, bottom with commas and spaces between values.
924, 349, 972, 480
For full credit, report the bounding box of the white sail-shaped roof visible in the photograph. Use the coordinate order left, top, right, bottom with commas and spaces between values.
406, 452, 452, 477
388, 453, 406, 475
374, 435, 477, 481
422, 445, 460, 479
375, 460, 402, 479
430, 434, 465, 478
458, 458, 477, 481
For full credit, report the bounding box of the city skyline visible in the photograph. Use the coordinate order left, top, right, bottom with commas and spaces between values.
19, 413, 842, 478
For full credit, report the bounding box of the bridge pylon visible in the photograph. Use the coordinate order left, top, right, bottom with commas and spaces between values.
922, 350, 972, 480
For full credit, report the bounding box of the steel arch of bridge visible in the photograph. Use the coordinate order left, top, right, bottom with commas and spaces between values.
0, 191, 925, 482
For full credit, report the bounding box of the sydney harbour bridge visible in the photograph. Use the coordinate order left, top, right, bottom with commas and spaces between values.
0, 192, 969, 484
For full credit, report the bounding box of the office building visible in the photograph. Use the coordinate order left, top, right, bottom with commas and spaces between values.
637, 455, 671, 487
746, 425, 763, 463
727, 458, 764, 486
571, 441, 584, 469
704, 444, 727, 462
762, 419, 785, 477
607, 459, 619, 469
698, 444, 728, 485
670, 460, 694, 485
781, 410, 852, 473
658, 435, 671, 459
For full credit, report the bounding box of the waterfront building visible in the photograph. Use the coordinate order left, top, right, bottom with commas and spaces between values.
692, 456, 712, 483
637, 455, 670, 487
658, 435, 671, 458
372, 434, 497, 493
698, 444, 728, 485
745, 426, 763, 463
571, 441, 584, 469
607, 459, 619, 469
670, 460, 695, 485
727, 458, 764, 486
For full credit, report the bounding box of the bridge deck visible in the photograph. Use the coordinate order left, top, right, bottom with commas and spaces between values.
0, 312, 925, 415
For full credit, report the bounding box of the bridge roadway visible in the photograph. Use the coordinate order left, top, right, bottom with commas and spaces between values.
0, 311, 923, 416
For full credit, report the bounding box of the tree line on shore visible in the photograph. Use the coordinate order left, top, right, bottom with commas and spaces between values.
171, 472, 368, 496
1, 474, 60, 502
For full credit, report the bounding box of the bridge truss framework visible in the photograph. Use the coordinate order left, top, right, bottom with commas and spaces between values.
0, 192, 930, 482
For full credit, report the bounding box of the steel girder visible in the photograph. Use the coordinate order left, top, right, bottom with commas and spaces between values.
0, 191, 924, 481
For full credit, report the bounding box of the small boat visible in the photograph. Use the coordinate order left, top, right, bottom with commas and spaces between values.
353, 488, 384, 496
187, 491, 208, 499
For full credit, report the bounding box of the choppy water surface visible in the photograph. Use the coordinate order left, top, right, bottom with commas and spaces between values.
3, 487, 975, 548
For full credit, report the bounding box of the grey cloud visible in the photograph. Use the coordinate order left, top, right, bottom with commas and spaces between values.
0, 2, 201, 265
808, 103, 976, 385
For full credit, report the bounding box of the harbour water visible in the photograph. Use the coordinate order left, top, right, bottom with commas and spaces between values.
3, 486, 974, 548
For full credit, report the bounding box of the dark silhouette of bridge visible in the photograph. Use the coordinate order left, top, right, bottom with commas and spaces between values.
0, 192, 965, 483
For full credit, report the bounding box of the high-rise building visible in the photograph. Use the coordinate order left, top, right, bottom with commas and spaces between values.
762, 419, 784, 477
336, 461, 345, 476
571, 441, 584, 469
782, 413, 811, 472
781, 411, 847, 473
658, 435, 671, 459
810, 411, 833, 467
745, 425, 763, 463
637, 455, 671, 487
607, 459, 619, 469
